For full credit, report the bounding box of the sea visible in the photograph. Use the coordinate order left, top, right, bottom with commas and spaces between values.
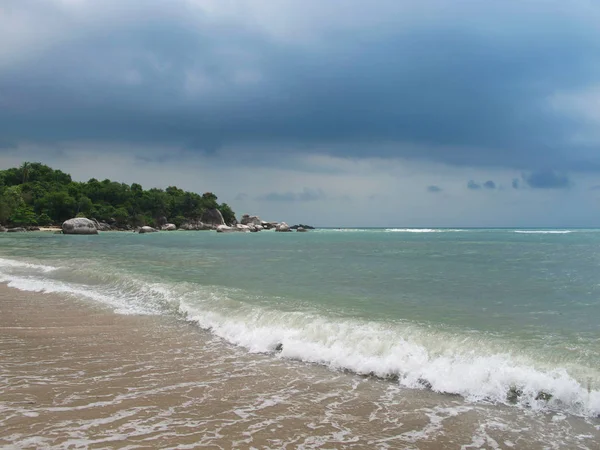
1, 228, 599, 448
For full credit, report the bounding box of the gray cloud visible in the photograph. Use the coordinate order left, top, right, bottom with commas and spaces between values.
427, 185, 443, 193
258, 188, 325, 202
483, 180, 496, 189
467, 180, 481, 190
1, 1, 600, 173
523, 170, 571, 189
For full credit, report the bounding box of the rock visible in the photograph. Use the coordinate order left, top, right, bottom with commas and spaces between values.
7, 227, 27, 233
26, 226, 40, 231
161, 223, 177, 231
179, 220, 213, 230
201, 208, 225, 227
291, 224, 315, 230
216, 225, 235, 233
138, 226, 158, 234
91, 218, 112, 231
62, 218, 98, 235
235, 224, 251, 232
261, 221, 275, 230
156, 216, 168, 227
275, 222, 291, 232
241, 214, 262, 226
296, 227, 307, 232
0, 226, 6, 232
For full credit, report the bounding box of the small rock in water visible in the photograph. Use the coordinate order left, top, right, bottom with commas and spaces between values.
138, 226, 158, 234
535, 391, 553, 401
417, 378, 432, 389
507, 386, 523, 404
274, 343, 283, 352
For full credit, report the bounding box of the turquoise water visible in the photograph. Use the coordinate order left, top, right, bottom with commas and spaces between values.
1, 228, 599, 417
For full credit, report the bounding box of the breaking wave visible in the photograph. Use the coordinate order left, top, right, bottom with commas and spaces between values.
0, 256, 598, 418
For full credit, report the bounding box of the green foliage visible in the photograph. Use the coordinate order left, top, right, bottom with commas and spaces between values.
10, 206, 38, 226
218, 203, 236, 225
36, 213, 53, 226
0, 162, 236, 227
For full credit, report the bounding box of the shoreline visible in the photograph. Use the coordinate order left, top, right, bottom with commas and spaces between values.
1, 283, 599, 448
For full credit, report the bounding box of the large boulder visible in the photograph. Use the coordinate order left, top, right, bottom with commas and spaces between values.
201, 208, 225, 227
235, 224, 251, 232
162, 223, 177, 231
0, 226, 6, 232
275, 222, 291, 232
241, 214, 262, 226
62, 218, 98, 235
139, 226, 158, 234
216, 224, 235, 233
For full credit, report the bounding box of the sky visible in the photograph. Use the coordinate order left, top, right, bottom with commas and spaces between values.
1, 0, 600, 227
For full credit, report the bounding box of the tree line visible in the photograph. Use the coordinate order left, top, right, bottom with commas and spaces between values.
0, 162, 236, 227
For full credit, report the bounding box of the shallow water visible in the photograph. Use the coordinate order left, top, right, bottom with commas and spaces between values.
1, 287, 598, 449
0, 228, 599, 447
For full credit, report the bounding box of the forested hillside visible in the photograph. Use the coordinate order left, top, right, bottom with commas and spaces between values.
0, 163, 236, 227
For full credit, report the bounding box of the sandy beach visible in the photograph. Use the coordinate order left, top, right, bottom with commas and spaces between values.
1, 283, 598, 449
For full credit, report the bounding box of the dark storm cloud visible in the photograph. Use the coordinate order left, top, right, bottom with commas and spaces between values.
1, 1, 600, 172
483, 180, 496, 190
522, 170, 571, 189
258, 188, 326, 202
467, 180, 481, 190
427, 185, 443, 193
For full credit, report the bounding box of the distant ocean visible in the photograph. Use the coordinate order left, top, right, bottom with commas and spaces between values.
1, 228, 599, 447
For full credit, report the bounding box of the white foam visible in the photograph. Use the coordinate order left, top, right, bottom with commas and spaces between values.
385, 228, 465, 233
180, 301, 600, 418
1, 255, 598, 418
0, 257, 58, 273
514, 230, 572, 234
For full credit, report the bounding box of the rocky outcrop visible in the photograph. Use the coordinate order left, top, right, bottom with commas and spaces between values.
161, 223, 177, 231
91, 218, 112, 231
235, 224, 251, 232
216, 225, 235, 233
275, 222, 291, 232
296, 227, 308, 232
241, 214, 262, 226
0, 226, 6, 232
7, 227, 27, 233
62, 218, 98, 235
290, 224, 315, 230
201, 208, 225, 227
179, 220, 213, 231
138, 226, 158, 234
262, 221, 276, 230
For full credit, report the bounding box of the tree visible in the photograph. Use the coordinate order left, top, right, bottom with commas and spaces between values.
0, 163, 236, 228
10, 206, 37, 226
218, 203, 236, 225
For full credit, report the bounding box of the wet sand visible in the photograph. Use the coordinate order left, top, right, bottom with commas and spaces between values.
1, 284, 598, 449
